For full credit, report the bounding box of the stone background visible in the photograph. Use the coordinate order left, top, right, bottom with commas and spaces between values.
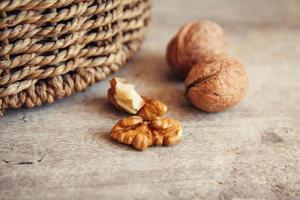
1, 0, 300, 199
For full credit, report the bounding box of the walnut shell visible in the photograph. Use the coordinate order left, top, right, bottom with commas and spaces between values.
107, 78, 145, 114
185, 54, 248, 112
166, 20, 225, 78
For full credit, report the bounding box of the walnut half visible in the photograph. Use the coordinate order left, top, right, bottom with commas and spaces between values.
111, 116, 182, 151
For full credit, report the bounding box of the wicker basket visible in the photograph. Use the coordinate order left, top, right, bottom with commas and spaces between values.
0, 0, 151, 116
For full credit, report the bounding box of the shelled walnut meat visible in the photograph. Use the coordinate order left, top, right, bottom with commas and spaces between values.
138, 98, 168, 121
111, 116, 182, 151
166, 20, 225, 78
185, 54, 248, 112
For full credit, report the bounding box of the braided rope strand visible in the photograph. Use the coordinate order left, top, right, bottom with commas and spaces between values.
0, 0, 151, 115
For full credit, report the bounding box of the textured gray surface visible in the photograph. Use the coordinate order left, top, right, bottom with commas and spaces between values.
1, 0, 300, 199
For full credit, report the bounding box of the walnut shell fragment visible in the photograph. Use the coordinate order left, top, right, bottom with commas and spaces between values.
108, 78, 145, 114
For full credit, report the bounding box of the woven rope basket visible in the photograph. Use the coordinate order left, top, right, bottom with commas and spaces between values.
0, 0, 151, 116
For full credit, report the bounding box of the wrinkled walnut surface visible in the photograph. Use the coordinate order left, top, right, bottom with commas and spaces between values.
138, 98, 167, 121
185, 54, 248, 112
111, 116, 182, 151
166, 20, 225, 78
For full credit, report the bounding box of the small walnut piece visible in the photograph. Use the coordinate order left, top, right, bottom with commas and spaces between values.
138, 98, 168, 121
111, 116, 153, 151
150, 117, 182, 146
185, 54, 248, 112
108, 78, 145, 114
111, 116, 182, 151
166, 20, 225, 78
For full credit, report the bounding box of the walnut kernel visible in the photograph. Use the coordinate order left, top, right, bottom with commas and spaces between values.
150, 117, 182, 146
111, 116, 182, 151
138, 98, 168, 121
111, 116, 153, 151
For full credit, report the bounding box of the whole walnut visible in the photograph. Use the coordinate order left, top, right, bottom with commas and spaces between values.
166, 20, 225, 78
185, 54, 248, 112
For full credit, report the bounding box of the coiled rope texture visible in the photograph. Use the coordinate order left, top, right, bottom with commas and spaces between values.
0, 0, 151, 116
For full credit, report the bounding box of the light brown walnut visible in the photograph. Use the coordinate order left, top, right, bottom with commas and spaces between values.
138, 98, 167, 121
185, 54, 248, 112
111, 116, 182, 151
166, 20, 225, 78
